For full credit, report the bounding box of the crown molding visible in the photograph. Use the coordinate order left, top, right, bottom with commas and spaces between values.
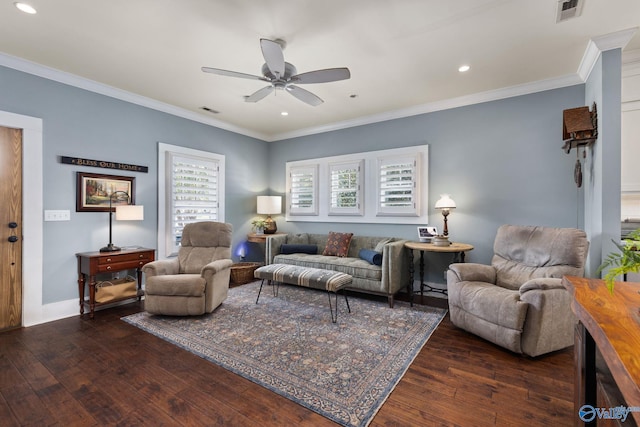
269, 73, 583, 141
0, 52, 269, 142
578, 27, 638, 81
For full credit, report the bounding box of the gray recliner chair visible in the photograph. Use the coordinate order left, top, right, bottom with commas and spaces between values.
143, 221, 233, 316
447, 224, 589, 357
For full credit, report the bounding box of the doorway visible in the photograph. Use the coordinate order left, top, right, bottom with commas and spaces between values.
0, 126, 23, 330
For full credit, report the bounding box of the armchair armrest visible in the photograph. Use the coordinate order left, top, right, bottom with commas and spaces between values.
519, 277, 564, 294
265, 234, 288, 265
448, 263, 496, 284
201, 259, 234, 280
142, 258, 179, 277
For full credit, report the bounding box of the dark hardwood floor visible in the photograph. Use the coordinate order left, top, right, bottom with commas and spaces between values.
0, 296, 575, 426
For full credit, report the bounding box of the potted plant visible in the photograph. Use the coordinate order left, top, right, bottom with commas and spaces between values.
597, 228, 640, 293
251, 218, 267, 234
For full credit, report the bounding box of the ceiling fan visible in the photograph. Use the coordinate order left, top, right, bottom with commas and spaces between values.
202, 38, 351, 106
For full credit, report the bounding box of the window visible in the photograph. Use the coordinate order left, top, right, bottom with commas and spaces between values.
377, 154, 420, 216
285, 145, 427, 224
329, 160, 363, 216
158, 143, 225, 258
288, 164, 318, 215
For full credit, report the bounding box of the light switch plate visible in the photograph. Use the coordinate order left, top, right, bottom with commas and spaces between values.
44, 210, 70, 221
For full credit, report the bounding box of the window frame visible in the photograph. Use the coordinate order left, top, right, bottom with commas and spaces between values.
157, 143, 225, 258
287, 163, 319, 216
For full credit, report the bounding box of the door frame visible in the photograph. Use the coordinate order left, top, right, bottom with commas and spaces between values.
0, 110, 43, 327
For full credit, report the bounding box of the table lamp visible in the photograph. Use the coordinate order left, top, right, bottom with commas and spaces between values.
257, 195, 282, 234
435, 194, 456, 237
100, 191, 144, 252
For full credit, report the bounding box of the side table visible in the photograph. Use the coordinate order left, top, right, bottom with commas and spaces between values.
76, 247, 155, 319
404, 241, 474, 304
247, 232, 286, 243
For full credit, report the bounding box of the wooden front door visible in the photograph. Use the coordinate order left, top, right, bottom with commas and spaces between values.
0, 125, 23, 331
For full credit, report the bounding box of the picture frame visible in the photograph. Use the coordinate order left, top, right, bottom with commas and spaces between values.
76, 172, 135, 212
417, 226, 438, 242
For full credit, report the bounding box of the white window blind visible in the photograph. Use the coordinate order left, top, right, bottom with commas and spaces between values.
170, 153, 220, 245
377, 154, 420, 216
158, 143, 225, 258
329, 160, 363, 216
289, 164, 318, 215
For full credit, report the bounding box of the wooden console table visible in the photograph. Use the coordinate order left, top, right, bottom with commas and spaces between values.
76, 247, 155, 319
562, 276, 640, 426
404, 241, 473, 303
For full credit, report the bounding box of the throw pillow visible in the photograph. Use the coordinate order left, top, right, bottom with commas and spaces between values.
322, 232, 354, 257
359, 248, 382, 266
280, 244, 318, 255
374, 238, 393, 252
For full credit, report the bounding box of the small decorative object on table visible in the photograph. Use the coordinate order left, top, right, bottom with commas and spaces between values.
598, 227, 640, 293
251, 218, 267, 235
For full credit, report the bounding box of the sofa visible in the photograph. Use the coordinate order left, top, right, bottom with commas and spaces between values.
265, 233, 408, 307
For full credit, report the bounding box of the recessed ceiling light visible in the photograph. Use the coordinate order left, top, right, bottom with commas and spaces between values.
281, 111, 289, 116
458, 65, 470, 73
14, 2, 37, 14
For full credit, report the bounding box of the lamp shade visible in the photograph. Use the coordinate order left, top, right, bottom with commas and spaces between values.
257, 196, 282, 215
435, 194, 456, 210
115, 205, 144, 221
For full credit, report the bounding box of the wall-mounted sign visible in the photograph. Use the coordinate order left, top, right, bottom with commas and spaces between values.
60, 156, 148, 173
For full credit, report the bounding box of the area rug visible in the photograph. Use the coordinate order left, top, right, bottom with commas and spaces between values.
122, 281, 446, 427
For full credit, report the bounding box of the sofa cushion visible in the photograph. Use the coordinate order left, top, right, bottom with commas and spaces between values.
322, 232, 353, 257
280, 244, 317, 255
273, 254, 382, 281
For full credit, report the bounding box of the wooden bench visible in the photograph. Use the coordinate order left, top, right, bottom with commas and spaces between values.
254, 264, 352, 323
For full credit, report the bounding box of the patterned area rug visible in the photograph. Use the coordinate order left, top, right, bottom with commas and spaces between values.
122, 281, 446, 427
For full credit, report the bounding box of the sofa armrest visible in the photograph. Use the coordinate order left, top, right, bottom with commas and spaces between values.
448, 263, 496, 284
381, 239, 409, 294
265, 234, 288, 264
142, 258, 179, 277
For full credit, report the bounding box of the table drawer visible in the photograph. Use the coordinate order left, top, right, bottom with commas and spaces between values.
97, 259, 150, 272
99, 252, 152, 265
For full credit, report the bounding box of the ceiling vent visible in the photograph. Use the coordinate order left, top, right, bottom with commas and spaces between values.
556, 0, 584, 23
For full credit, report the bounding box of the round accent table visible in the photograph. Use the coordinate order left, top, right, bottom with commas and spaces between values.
404, 241, 474, 304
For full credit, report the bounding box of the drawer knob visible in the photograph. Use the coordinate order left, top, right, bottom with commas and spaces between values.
106, 266, 112, 270
139, 261, 144, 265
139, 254, 144, 258
106, 258, 112, 262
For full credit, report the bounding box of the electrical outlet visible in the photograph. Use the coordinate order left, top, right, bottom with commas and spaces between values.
44, 210, 70, 221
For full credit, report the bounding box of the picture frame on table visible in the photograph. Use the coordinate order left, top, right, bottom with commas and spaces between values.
417, 226, 438, 242
76, 172, 135, 212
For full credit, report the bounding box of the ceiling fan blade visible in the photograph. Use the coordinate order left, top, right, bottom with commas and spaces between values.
201, 67, 265, 81
260, 39, 285, 78
291, 67, 351, 84
287, 85, 323, 106
245, 85, 274, 103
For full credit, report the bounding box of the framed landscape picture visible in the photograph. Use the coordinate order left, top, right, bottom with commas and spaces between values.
76, 172, 135, 212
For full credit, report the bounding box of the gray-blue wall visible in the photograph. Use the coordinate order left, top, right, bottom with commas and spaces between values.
0, 65, 268, 304
268, 86, 586, 283
1, 58, 615, 305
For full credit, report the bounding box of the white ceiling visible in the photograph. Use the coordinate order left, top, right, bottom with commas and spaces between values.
1, 0, 639, 141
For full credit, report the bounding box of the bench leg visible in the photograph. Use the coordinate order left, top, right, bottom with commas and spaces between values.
256, 279, 265, 304
343, 289, 351, 314
327, 289, 350, 323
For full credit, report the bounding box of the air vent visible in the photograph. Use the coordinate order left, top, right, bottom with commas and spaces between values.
200, 106, 220, 114
556, 0, 584, 23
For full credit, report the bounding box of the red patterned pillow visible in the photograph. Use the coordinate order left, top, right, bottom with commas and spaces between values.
323, 232, 354, 257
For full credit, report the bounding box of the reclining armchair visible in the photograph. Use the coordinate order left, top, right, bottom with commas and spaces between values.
447, 225, 589, 357
143, 221, 233, 316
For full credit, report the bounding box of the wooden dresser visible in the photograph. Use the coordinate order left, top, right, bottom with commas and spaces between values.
76, 247, 155, 318
562, 276, 640, 426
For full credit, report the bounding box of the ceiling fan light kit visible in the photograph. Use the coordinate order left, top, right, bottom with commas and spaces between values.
202, 38, 350, 106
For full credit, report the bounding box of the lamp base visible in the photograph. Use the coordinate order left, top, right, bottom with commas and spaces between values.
100, 244, 121, 253
264, 216, 277, 234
